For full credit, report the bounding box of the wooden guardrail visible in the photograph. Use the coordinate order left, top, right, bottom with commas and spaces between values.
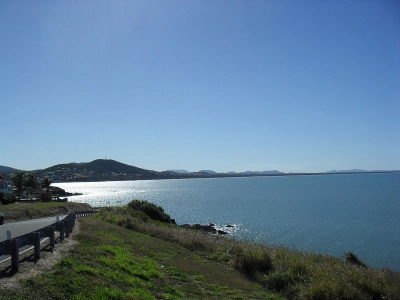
0, 210, 98, 272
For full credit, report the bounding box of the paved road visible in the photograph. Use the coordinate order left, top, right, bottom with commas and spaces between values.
0, 215, 67, 242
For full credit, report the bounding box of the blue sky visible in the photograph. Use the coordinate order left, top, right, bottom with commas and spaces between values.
1, 0, 399, 173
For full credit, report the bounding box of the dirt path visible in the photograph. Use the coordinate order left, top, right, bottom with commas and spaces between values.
0, 219, 81, 288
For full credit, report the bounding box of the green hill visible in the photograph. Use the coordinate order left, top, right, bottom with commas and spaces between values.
83, 159, 155, 176
36, 159, 177, 181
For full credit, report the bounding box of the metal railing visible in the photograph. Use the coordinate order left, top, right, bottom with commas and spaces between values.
0, 210, 97, 272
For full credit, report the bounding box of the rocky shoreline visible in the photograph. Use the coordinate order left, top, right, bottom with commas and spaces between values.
180, 223, 229, 235
50, 186, 82, 197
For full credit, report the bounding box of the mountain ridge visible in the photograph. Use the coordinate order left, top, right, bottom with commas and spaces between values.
1, 160, 399, 183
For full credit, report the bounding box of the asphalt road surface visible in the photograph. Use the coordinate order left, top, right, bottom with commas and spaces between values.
0, 215, 67, 242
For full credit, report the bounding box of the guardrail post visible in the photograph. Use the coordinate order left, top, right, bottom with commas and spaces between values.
60, 221, 64, 241
28, 232, 35, 245
5, 230, 12, 255
5, 240, 12, 255
34, 232, 41, 259
48, 226, 55, 247
65, 220, 70, 238
11, 239, 19, 271
68, 217, 73, 233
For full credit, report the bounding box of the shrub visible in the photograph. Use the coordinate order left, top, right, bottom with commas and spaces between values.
345, 252, 367, 268
127, 200, 175, 224
0, 193, 16, 205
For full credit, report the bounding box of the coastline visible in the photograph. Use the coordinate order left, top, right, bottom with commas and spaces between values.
52, 169, 400, 183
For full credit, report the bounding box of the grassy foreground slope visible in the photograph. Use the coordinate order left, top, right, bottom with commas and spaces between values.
0, 218, 269, 299
1, 201, 399, 299
94, 205, 400, 300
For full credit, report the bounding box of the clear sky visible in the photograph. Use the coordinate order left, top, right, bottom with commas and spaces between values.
1, 0, 399, 173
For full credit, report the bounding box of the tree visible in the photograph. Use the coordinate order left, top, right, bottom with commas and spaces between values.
41, 176, 53, 192
25, 173, 39, 199
41, 176, 53, 201
11, 171, 26, 200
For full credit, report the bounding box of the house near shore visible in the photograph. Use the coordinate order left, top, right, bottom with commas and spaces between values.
0, 175, 13, 194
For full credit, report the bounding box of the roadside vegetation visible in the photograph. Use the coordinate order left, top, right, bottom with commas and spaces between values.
0, 201, 93, 223
1, 200, 399, 299
1, 172, 55, 205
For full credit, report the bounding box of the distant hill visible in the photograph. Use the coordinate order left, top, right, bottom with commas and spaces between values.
236, 170, 284, 175
198, 170, 217, 174
0, 165, 19, 174
37, 159, 160, 181
83, 159, 154, 176
158, 169, 285, 176
326, 169, 367, 173
166, 169, 191, 174
39, 163, 76, 172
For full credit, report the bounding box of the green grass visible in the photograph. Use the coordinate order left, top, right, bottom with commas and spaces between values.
1, 201, 399, 299
0, 217, 270, 299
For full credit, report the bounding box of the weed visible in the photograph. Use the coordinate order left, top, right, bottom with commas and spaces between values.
59, 256, 74, 268
165, 266, 188, 282
126, 288, 156, 300
94, 286, 125, 300
232, 245, 273, 279
76, 266, 98, 276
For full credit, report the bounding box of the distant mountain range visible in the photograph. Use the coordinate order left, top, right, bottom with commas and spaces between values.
0, 159, 398, 183
225, 170, 284, 175
326, 169, 367, 173
198, 170, 217, 174
0, 159, 228, 182
166, 169, 283, 175
166, 169, 191, 174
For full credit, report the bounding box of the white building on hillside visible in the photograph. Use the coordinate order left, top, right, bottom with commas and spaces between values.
0, 175, 13, 194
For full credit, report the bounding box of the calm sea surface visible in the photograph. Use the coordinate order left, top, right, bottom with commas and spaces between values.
54, 173, 400, 271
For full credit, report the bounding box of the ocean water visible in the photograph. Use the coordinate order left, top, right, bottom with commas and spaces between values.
54, 172, 400, 271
